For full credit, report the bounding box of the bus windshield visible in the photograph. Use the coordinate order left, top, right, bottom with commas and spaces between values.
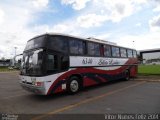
20, 49, 44, 76
24, 36, 45, 51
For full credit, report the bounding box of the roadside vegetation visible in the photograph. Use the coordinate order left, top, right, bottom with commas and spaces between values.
138, 65, 160, 75
0, 66, 17, 72
1, 64, 160, 75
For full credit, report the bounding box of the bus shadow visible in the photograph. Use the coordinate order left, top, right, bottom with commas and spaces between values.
28, 78, 130, 101
82, 78, 127, 92
27, 92, 68, 101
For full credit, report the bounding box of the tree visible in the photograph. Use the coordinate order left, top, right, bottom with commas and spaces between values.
1, 57, 5, 60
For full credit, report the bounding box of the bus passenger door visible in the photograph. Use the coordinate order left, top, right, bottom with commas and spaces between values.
45, 53, 69, 92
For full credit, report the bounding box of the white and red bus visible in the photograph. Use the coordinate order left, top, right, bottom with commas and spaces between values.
19, 33, 138, 95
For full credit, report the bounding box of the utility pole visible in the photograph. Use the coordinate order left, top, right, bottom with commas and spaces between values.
14, 47, 17, 56
132, 41, 134, 49
14, 47, 17, 67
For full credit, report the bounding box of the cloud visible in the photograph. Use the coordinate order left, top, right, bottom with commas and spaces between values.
74, 0, 148, 28
153, 0, 160, 4
0, 8, 4, 25
31, 0, 49, 8
109, 31, 160, 50
0, 1, 49, 58
77, 14, 108, 28
61, 0, 91, 10
151, 0, 160, 12
153, 6, 160, 12
33, 20, 82, 37
149, 14, 160, 31
136, 23, 142, 27
0, 0, 158, 59
93, 0, 146, 23
51, 23, 82, 35
92, 33, 112, 40
52, 24, 68, 32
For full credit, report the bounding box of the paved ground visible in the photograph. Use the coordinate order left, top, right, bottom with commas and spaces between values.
0, 72, 160, 120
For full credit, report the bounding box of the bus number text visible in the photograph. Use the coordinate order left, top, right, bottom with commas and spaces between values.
82, 58, 93, 65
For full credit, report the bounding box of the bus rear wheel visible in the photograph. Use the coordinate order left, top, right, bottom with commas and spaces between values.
67, 76, 80, 94
124, 70, 130, 81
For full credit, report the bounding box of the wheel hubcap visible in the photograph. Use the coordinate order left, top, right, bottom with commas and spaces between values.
70, 80, 79, 92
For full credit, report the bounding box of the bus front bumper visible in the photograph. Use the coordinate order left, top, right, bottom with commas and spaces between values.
20, 82, 46, 95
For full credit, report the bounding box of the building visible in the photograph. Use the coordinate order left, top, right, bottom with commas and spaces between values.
139, 48, 160, 64
0, 59, 11, 67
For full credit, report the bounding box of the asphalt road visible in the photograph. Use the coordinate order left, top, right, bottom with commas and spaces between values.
0, 72, 160, 120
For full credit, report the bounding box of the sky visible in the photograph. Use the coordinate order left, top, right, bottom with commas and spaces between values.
0, 0, 160, 59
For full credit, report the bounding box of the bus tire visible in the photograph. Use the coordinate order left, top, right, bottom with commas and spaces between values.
124, 70, 130, 81
67, 76, 80, 94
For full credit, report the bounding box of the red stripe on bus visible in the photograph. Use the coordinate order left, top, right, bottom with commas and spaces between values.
47, 58, 137, 94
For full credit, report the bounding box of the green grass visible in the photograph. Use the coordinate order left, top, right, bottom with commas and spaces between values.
138, 65, 160, 75
0, 66, 16, 72
1, 65, 160, 74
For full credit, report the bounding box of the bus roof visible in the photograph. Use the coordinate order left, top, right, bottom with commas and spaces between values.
30, 33, 136, 51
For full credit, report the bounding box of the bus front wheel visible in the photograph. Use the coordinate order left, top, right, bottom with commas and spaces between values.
67, 76, 80, 94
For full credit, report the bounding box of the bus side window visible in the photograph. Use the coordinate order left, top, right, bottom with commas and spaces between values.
48, 36, 68, 53
88, 42, 94, 56
104, 45, 111, 57
88, 42, 100, 56
69, 39, 77, 54
133, 50, 137, 58
120, 48, 127, 58
69, 39, 85, 55
46, 54, 58, 74
112, 46, 120, 57
94, 43, 100, 56
78, 40, 85, 55
127, 49, 133, 58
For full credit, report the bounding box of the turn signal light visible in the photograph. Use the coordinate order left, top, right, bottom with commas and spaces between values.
35, 82, 43, 86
